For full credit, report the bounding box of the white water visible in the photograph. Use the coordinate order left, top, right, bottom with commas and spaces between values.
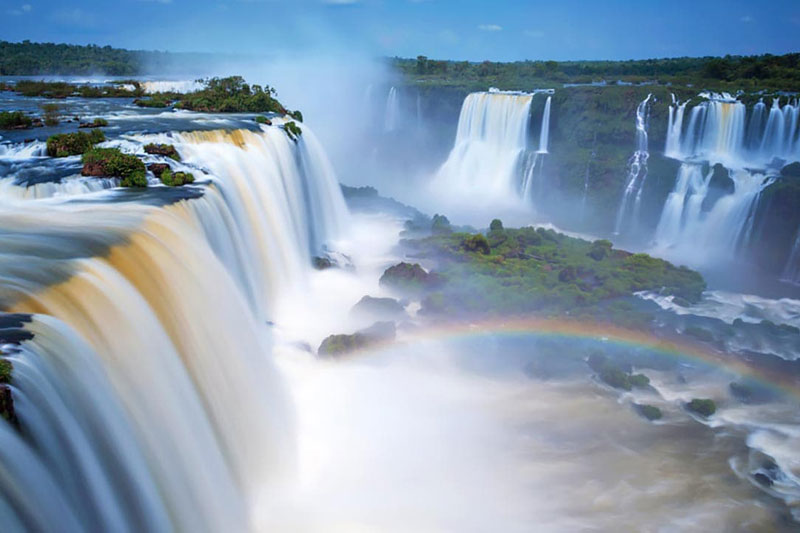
432, 91, 551, 211
614, 94, 652, 235
141, 80, 204, 94
384, 86, 400, 132
0, 122, 352, 531
653, 93, 789, 265
128, 125, 349, 318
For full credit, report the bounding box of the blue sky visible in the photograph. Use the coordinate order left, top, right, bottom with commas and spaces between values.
2, 0, 799, 61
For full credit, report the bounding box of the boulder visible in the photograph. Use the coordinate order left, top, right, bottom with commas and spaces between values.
351, 296, 407, 321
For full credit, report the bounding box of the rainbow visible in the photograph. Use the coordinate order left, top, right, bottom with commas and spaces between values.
354, 317, 800, 399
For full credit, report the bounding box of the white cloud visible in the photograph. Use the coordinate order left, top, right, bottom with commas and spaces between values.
7, 3, 32, 15
478, 24, 502, 32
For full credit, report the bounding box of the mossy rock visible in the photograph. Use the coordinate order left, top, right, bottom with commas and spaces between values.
159, 168, 194, 187
81, 148, 147, 187
351, 296, 407, 321
144, 143, 181, 161
379, 262, 434, 294
629, 373, 650, 388
635, 404, 663, 421
686, 398, 716, 417
255, 115, 272, 125
318, 321, 396, 357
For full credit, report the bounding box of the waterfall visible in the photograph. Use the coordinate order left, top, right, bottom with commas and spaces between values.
384, 86, 400, 132
781, 227, 800, 284
0, 122, 350, 530
537, 96, 552, 153
653, 93, 795, 266
133, 126, 349, 318
614, 94, 652, 235
653, 163, 771, 264
433, 90, 551, 204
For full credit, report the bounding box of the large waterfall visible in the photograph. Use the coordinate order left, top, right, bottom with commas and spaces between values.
614, 94, 652, 235
653, 93, 796, 265
0, 123, 349, 531
432, 90, 552, 205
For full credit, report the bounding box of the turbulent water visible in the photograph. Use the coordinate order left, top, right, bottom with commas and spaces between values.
0, 80, 799, 531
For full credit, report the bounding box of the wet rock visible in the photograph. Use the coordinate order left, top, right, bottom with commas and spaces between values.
351, 296, 407, 321
147, 163, 170, 177
318, 321, 396, 357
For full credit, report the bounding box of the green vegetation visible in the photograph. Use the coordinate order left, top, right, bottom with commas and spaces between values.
255, 115, 272, 125
283, 120, 302, 141
10, 79, 143, 98
81, 148, 147, 187
0, 40, 177, 75
397, 223, 705, 318
395, 53, 800, 92
686, 398, 717, 417
175, 76, 286, 113
144, 143, 181, 161
636, 404, 663, 421
289, 110, 303, 122
41, 103, 60, 126
80, 117, 109, 128
0, 358, 11, 384
133, 95, 174, 108
46, 129, 105, 157
0, 111, 33, 129
159, 168, 194, 187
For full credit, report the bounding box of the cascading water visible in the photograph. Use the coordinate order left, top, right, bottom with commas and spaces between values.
433, 90, 552, 205
654, 93, 794, 265
125, 125, 349, 319
0, 120, 350, 531
614, 94, 652, 235
384, 86, 400, 132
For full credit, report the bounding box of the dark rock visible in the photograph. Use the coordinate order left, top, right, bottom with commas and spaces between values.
147, 163, 170, 177
143, 143, 181, 161
351, 296, 407, 321
379, 262, 434, 294
318, 321, 396, 357
753, 472, 773, 487
312, 256, 333, 270
635, 404, 663, 421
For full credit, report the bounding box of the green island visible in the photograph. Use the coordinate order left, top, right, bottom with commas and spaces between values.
387, 217, 705, 321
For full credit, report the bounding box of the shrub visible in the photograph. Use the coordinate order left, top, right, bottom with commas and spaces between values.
0, 111, 32, 129
175, 76, 286, 113
0, 358, 11, 384
686, 398, 716, 417
283, 120, 302, 141
143, 143, 181, 161
81, 148, 147, 187
629, 373, 650, 388
46, 130, 105, 157
41, 103, 61, 126
255, 115, 272, 125
289, 109, 303, 122
489, 218, 504, 231
589, 239, 613, 261
599, 366, 632, 390
134, 96, 172, 108
159, 168, 194, 187
462, 234, 491, 254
